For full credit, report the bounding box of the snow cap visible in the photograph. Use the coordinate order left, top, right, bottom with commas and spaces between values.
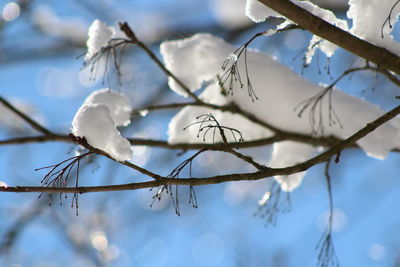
85, 19, 116, 61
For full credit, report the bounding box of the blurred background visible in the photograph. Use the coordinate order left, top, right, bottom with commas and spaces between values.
0, 0, 400, 266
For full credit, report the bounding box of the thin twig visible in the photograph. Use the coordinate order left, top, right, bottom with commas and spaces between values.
0, 96, 54, 136
69, 134, 162, 181
316, 158, 339, 267
119, 22, 202, 102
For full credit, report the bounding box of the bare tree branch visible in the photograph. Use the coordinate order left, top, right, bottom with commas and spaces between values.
119, 22, 202, 102
0, 96, 55, 136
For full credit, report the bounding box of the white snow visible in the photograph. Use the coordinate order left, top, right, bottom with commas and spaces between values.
85, 19, 116, 61
296, 1, 348, 64
161, 33, 400, 190
347, 0, 400, 55
71, 89, 132, 162
269, 141, 315, 192
81, 88, 132, 127
245, 0, 348, 63
160, 34, 229, 97
71, 104, 132, 162
245, 0, 281, 23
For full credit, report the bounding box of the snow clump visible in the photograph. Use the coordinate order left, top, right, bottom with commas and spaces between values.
85, 19, 116, 61
71, 89, 132, 162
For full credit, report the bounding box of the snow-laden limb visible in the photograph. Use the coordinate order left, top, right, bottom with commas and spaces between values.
71, 104, 132, 162
347, 0, 400, 55
245, 0, 348, 62
82, 88, 132, 127
269, 141, 315, 192
84, 19, 116, 61
162, 34, 400, 158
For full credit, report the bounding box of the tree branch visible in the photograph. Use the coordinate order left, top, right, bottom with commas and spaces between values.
0, 96, 55, 136
258, 0, 400, 75
3, 104, 399, 194
119, 22, 202, 102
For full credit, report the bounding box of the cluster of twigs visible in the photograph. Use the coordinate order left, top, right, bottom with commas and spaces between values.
316, 159, 338, 267
150, 149, 204, 215
294, 65, 375, 135
35, 151, 92, 215
151, 113, 249, 215
220, 43, 258, 102
183, 113, 244, 143
83, 38, 128, 86
254, 181, 291, 226
220, 23, 300, 102
295, 85, 341, 136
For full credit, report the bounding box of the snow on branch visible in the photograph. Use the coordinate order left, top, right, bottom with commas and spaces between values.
162, 33, 400, 160
256, 0, 400, 74
71, 89, 133, 162
85, 19, 116, 62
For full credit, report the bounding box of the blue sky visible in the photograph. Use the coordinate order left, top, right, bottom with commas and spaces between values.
1, 1, 400, 266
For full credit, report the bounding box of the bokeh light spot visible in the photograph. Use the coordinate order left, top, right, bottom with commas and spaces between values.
368, 243, 385, 261
90, 231, 108, 251
2, 2, 20, 22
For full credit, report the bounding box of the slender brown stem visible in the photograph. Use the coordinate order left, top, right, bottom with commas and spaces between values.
119, 22, 202, 102
0, 96, 55, 136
